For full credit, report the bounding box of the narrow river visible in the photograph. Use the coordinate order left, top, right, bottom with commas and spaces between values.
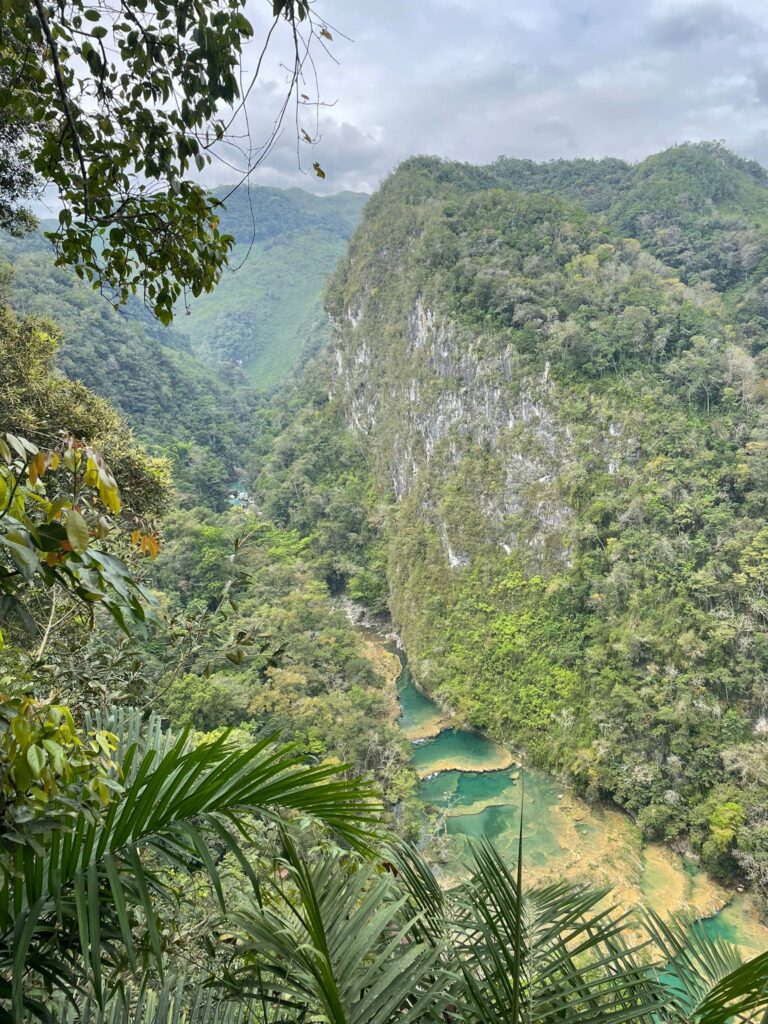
395, 658, 768, 954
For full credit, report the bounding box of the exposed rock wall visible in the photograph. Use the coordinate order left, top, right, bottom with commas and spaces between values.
331, 292, 583, 571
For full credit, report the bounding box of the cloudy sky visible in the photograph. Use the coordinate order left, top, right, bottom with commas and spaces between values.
206, 0, 768, 195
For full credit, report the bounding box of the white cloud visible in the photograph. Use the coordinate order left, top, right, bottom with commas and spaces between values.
202, 0, 768, 195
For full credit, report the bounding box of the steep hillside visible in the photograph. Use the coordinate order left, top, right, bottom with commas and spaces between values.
181, 186, 368, 387
0, 184, 367, 504
322, 144, 768, 890
0, 233, 258, 509
493, 143, 768, 319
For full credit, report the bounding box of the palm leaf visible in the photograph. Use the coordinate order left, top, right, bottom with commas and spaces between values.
379, 840, 446, 945
21, 976, 260, 1024
646, 910, 768, 1024
1, 718, 382, 1020
226, 831, 451, 1024
450, 839, 662, 1024
83, 708, 176, 780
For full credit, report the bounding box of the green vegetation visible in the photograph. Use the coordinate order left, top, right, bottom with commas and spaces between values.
1, 696, 382, 1022
0, 241, 256, 510
326, 143, 768, 906
151, 510, 412, 804
1, 181, 366, 506
0, 0, 323, 320
3, 13, 768, 1010
181, 186, 367, 387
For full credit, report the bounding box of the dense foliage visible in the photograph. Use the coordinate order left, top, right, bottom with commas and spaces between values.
1, 183, 366, 506
326, 143, 768, 902
5, 74, 768, 1015
0, 0, 321, 320
150, 510, 413, 806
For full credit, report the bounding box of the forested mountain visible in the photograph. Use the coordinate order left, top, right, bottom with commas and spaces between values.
12, 0, 768, 1016
0, 184, 367, 506
492, 143, 768, 308
253, 141, 768, 895
11, 141, 767, 899
180, 186, 368, 386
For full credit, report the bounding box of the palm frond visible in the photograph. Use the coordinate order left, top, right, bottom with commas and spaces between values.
20, 977, 260, 1024
380, 840, 446, 945
1, 721, 382, 1020
84, 707, 176, 778
450, 839, 662, 1024
226, 831, 451, 1024
646, 910, 768, 1024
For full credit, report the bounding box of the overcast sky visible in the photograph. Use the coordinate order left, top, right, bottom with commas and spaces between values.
206, 0, 768, 195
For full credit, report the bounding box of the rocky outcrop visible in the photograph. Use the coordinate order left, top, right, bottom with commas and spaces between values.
332, 292, 581, 571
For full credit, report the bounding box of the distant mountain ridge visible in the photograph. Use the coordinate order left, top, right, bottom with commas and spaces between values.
493, 143, 768, 298
180, 186, 368, 387
0, 183, 367, 504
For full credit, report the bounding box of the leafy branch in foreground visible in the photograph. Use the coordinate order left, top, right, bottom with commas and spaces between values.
1, 0, 336, 320
0, 704, 382, 1022
450, 842, 660, 1024
0, 430, 157, 640
9, 800, 768, 1023
219, 835, 768, 1024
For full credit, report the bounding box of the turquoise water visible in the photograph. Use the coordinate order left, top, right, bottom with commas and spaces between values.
419, 767, 518, 807
701, 897, 768, 952
396, 663, 768, 952
397, 665, 444, 734
399, 670, 573, 870
411, 728, 509, 774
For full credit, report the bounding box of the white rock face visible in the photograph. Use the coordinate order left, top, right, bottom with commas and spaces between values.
331, 292, 627, 572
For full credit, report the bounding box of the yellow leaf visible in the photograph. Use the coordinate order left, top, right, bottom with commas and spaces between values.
83, 458, 99, 487
97, 468, 121, 514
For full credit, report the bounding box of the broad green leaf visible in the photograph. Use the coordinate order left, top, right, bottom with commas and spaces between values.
66, 510, 90, 554
26, 744, 46, 779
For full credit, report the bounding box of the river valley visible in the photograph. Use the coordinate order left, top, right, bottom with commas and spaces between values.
392, 653, 768, 954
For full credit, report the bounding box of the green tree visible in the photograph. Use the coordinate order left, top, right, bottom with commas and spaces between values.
1, 699, 381, 1021
0, 0, 327, 321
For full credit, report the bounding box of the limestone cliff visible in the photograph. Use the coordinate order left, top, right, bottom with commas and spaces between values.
323, 147, 768, 884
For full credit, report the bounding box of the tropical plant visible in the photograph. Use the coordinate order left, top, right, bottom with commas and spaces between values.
0, 429, 157, 639
218, 834, 768, 1024
1, 701, 381, 1023
28, 977, 260, 1024
449, 842, 660, 1024
8, 734, 768, 1024
225, 831, 450, 1024
646, 912, 768, 1024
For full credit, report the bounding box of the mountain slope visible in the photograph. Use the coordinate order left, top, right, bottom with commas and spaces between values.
322, 144, 768, 892
0, 234, 258, 508
182, 186, 368, 387
0, 184, 367, 504
493, 142, 768, 309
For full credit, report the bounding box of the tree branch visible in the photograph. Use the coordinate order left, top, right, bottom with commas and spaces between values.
33, 0, 90, 217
